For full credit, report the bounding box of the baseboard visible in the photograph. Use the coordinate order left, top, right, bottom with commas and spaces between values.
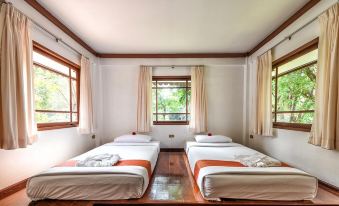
160, 148, 185, 152
318, 180, 339, 196
0, 179, 27, 200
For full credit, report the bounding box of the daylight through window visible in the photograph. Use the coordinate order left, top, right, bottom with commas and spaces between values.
272, 43, 318, 131
152, 76, 191, 125
33, 43, 80, 130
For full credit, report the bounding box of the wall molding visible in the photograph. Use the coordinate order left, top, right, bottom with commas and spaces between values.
24, 0, 320, 58
97, 53, 247, 58
318, 180, 339, 196
24, 0, 97, 56
0, 179, 27, 200
248, 0, 321, 56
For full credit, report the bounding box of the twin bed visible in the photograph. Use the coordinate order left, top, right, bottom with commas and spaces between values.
185, 141, 317, 201
27, 141, 160, 200
26, 136, 317, 202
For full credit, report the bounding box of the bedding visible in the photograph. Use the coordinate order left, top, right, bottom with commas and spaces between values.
186, 141, 317, 201
114, 134, 152, 142
26, 141, 160, 201
195, 135, 232, 143
75, 153, 120, 167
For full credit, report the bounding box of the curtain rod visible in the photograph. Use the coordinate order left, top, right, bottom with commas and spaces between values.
257, 1, 338, 57
0, 1, 90, 60
144, 65, 203, 68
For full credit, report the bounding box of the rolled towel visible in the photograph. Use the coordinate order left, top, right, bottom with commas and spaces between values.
77, 153, 120, 167
235, 153, 281, 167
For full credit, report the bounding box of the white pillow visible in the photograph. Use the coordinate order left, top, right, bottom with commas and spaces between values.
114, 134, 152, 143
195, 135, 232, 143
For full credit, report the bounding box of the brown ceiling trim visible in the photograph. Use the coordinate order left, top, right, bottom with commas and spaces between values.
97, 53, 247, 58
248, 0, 321, 56
24, 0, 97, 56
24, 0, 319, 59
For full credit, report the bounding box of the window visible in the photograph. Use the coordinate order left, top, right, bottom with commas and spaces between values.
272, 39, 318, 131
33, 42, 80, 130
152, 76, 191, 125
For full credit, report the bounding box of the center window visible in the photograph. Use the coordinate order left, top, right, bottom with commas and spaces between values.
152, 76, 191, 125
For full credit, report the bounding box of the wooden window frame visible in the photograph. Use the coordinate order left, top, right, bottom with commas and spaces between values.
272, 38, 318, 132
33, 41, 80, 131
152, 76, 191, 125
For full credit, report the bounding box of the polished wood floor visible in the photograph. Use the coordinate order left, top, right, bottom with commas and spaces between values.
0, 152, 338, 206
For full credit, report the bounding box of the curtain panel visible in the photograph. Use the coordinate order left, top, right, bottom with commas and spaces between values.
253, 50, 273, 136
78, 56, 95, 134
136, 66, 152, 133
248, 56, 258, 136
190, 65, 207, 133
309, 3, 339, 150
0, 4, 37, 149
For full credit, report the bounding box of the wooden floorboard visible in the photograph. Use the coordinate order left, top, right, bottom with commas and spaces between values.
0, 152, 338, 206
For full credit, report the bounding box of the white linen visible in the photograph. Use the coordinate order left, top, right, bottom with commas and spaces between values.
114, 134, 152, 143
185, 141, 317, 201
235, 153, 281, 167
186, 141, 241, 153
27, 141, 160, 200
195, 135, 232, 143
76, 153, 120, 167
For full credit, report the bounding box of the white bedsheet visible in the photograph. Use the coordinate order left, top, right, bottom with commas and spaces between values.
27, 141, 160, 200
185, 141, 318, 201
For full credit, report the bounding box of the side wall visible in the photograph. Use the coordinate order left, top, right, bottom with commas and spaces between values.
100, 58, 246, 148
247, 0, 339, 187
0, 0, 100, 189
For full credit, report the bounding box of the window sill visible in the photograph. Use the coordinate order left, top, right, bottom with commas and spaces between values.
153, 121, 189, 125
37, 123, 78, 131
273, 122, 311, 132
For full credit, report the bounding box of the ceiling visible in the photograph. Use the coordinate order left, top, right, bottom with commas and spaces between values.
37, 0, 309, 54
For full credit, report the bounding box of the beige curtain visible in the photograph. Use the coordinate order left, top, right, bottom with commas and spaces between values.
254, 50, 273, 136
78, 56, 94, 134
248, 56, 258, 136
0, 4, 37, 149
309, 3, 339, 150
137, 66, 152, 132
190, 65, 207, 133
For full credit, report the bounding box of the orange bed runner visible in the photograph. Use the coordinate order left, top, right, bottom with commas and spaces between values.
58, 159, 152, 178
194, 160, 245, 181
194, 160, 289, 181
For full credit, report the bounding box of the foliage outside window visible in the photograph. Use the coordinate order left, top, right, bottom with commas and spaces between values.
272, 47, 318, 131
152, 76, 191, 125
33, 43, 80, 130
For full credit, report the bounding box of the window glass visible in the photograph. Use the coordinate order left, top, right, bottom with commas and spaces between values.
33, 48, 79, 129
33, 51, 69, 75
34, 65, 70, 111
277, 50, 317, 75
35, 112, 70, 123
153, 77, 190, 124
272, 48, 317, 126
71, 78, 78, 112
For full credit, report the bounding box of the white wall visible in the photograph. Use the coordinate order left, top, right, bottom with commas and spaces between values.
100, 58, 246, 148
0, 0, 101, 189
247, 0, 339, 187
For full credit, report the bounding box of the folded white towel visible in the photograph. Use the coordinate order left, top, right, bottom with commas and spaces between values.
235, 153, 281, 167
76, 153, 120, 167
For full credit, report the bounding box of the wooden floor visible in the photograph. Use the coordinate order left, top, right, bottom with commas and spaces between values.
0, 152, 338, 206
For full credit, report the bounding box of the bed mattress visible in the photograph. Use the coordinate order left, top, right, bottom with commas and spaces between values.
185, 141, 317, 201
27, 141, 160, 200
